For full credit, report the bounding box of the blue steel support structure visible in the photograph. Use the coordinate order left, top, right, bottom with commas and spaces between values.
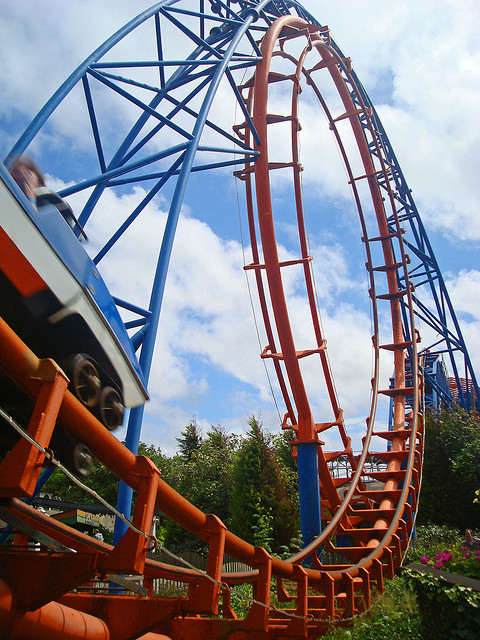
296, 443, 322, 547
112, 3, 268, 541
4, 0, 322, 542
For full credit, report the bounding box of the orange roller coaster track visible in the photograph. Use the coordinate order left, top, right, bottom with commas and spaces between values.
235, 14, 422, 550
1, 3, 458, 639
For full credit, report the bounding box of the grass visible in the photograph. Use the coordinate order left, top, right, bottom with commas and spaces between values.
323, 575, 421, 640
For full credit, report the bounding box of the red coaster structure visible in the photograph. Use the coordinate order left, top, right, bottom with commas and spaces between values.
0, 2, 477, 639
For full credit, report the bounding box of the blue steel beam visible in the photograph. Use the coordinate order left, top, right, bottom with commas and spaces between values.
4, 1, 178, 167
4, 0, 288, 545
111, 0, 283, 542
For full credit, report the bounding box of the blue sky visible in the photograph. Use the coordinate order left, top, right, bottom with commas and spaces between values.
1, 1, 478, 454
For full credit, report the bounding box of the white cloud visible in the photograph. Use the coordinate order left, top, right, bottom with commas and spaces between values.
313, 0, 480, 241
445, 270, 480, 320
444, 270, 480, 373
3, 1, 479, 240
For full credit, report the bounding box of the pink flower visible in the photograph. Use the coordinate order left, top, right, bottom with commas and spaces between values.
436, 561, 443, 568
421, 556, 430, 565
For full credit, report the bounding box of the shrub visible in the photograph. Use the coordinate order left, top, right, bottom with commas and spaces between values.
403, 524, 480, 640
419, 542, 480, 579
405, 569, 480, 640
323, 576, 421, 639
406, 523, 458, 561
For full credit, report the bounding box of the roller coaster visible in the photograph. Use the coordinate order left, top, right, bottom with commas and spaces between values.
0, 2, 478, 639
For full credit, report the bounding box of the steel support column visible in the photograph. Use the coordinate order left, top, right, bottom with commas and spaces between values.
296, 442, 322, 547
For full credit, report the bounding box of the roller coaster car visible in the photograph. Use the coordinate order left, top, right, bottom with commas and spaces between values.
0, 163, 148, 475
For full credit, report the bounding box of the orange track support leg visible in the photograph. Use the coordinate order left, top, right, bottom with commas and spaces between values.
101, 456, 160, 575
243, 547, 272, 632
186, 514, 226, 615
0, 359, 68, 498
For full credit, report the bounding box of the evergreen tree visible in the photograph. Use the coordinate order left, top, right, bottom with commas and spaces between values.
176, 419, 202, 462
163, 423, 239, 553
230, 415, 299, 553
195, 425, 239, 524
272, 428, 299, 510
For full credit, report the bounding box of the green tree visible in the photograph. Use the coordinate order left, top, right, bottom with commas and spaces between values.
162, 418, 204, 552
162, 424, 239, 554
194, 425, 239, 524
230, 415, 299, 554
418, 407, 480, 530
272, 428, 299, 510
138, 441, 170, 470
44, 458, 118, 506
176, 419, 203, 462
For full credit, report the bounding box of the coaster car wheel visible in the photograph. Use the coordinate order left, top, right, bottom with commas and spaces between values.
71, 355, 101, 408
99, 386, 124, 431
71, 442, 94, 478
